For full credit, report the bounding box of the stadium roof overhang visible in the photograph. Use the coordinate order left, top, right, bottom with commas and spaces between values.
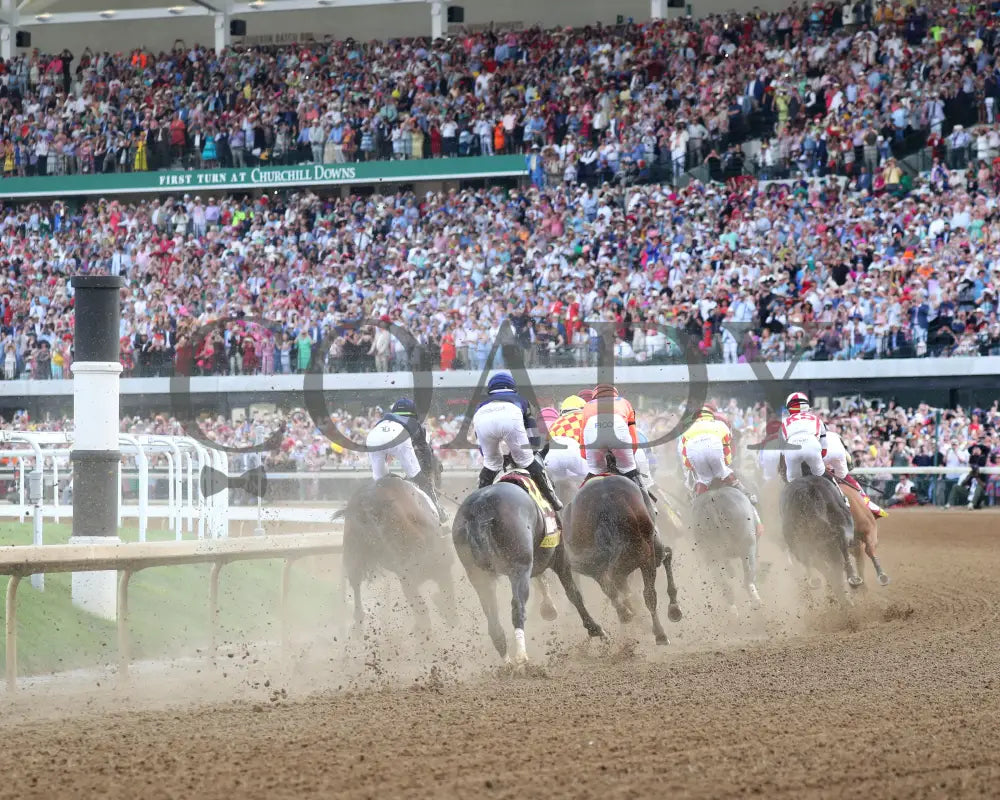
1, 0, 447, 55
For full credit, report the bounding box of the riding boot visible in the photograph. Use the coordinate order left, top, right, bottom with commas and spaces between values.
526, 459, 564, 511
413, 469, 449, 524
478, 467, 500, 489
824, 471, 850, 507
841, 473, 888, 519
623, 469, 658, 522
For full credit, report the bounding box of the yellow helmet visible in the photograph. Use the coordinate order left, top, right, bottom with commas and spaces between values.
560, 395, 585, 414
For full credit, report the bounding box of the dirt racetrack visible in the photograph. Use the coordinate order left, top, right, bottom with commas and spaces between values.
2, 509, 999, 799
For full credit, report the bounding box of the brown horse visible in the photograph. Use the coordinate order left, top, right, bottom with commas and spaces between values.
838, 480, 890, 586
561, 475, 683, 645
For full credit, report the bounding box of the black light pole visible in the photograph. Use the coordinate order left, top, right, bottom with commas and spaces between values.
69, 275, 124, 619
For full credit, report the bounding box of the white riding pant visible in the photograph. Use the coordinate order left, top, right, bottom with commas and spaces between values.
684, 435, 732, 486
545, 435, 588, 481
473, 401, 534, 472
784, 433, 825, 482
758, 449, 782, 482
582, 415, 636, 473
366, 420, 420, 480
823, 435, 849, 480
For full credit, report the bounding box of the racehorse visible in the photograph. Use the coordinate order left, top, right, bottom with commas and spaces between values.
690, 485, 761, 612
561, 474, 683, 645
452, 479, 605, 668
340, 475, 458, 631
838, 479, 891, 586
780, 471, 863, 601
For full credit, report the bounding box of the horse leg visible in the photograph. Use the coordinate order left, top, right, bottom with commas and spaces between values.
842, 534, 863, 589
863, 527, 890, 586
509, 569, 531, 666
349, 570, 365, 625
467, 566, 508, 661
533, 574, 559, 621
658, 543, 683, 622
850, 539, 869, 595
432, 569, 460, 628
398, 577, 432, 634
743, 536, 762, 609
641, 561, 669, 645
549, 546, 606, 640
598, 570, 634, 624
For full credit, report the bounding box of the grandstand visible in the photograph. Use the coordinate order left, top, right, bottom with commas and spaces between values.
0, 0, 994, 479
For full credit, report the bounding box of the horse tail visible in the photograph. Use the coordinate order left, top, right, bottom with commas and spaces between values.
463, 515, 496, 572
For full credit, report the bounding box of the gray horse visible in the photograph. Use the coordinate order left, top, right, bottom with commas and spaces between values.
340, 475, 458, 631
453, 480, 605, 667
780, 473, 863, 600
690, 486, 761, 612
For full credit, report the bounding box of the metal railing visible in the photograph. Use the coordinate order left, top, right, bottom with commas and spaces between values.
1, 532, 344, 690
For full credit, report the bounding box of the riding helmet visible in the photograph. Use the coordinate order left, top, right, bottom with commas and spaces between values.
539, 407, 560, 426
560, 395, 585, 413
785, 392, 810, 413
487, 371, 516, 393
577, 389, 595, 402
592, 384, 619, 399
390, 398, 416, 415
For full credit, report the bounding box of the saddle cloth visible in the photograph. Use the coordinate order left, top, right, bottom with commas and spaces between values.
498, 469, 559, 542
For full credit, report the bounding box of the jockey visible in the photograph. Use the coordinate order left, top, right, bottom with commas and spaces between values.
824, 427, 888, 519
680, 405, 758, 504
540, 405, 589, 482
472, 371, 564, 510
757, 418, 783, 482
781, 392, 836, 487
366, 398, 447, 523
580, 384, 657, 520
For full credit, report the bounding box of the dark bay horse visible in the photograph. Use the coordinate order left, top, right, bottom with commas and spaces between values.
340, 475, 457, 630
453, 480, 605, 667
561, 475, 683, 645
780, 473, 862, 601
690, 485, 761, 612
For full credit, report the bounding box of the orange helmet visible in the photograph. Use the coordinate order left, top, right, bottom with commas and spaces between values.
592, 384, 619, 399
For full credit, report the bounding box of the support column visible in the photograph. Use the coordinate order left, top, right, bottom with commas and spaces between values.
214, 13, 230, 55
430, 1, 444, 41
1, 0, 15, 62
651, 0, 665, 20
69, 275, 124, 621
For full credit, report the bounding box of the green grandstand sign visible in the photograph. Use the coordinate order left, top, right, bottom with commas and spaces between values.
0, 155, 528, 198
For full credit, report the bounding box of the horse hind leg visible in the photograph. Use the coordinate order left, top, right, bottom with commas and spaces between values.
549, 545, 606, 641
862, 525, 890, 586
743, 537, 762, 610
398, 577, 432, 634
509, 569, 531, 667
533, 574, 559, 621
659, 544, 683, 622
641, 561, 669, 645
467, 566, 508, 662
598, 570, 634, 624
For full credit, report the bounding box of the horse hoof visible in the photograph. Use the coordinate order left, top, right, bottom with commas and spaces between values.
667, 604, 683, 623
848, 576, 864, 588
655, 633, 669, 646
807, 576, 823, 590
589, 625, 608, 640
540, 600, 558, 621
878, 573, 891, 586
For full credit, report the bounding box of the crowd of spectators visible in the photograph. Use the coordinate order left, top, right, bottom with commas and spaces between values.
0, 395, 996, 507
4, 167, 1000, 380
5, 1, 1000, 374
0, 0, 999, 184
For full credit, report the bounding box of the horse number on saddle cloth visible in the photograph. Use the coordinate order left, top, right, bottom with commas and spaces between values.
498, 470, 560, 542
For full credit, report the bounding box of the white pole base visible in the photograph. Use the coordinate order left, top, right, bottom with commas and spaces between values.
68, 536, 122, 621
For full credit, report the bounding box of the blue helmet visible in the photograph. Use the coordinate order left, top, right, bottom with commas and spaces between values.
390, 398, 416, 415
487, 371, 516, 393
